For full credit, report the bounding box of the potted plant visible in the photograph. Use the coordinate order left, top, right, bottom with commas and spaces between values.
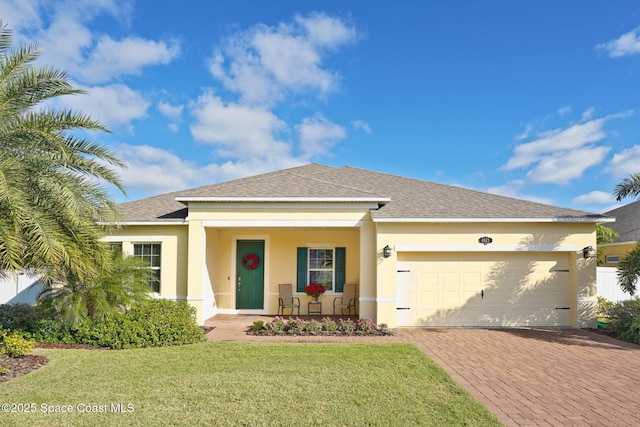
304, 282, 326, 302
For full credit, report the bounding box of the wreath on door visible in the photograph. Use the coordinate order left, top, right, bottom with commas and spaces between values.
242, 253, 260, 270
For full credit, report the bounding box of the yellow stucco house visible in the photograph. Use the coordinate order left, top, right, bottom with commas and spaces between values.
599, 200, 640, 267
105, 164, 604, 328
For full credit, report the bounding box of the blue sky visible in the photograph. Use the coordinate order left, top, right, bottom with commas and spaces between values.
3, 0, 640, 213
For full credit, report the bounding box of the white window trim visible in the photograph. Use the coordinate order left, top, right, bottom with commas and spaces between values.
307, 247, 336, 294
605, 255, 620, 264
133, 242, 162, 294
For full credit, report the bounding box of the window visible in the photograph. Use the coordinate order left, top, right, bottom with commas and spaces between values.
606, 255, 620, 264
297, 247, 345, 293
133, 243, 161, 293
308, 249, 334, 291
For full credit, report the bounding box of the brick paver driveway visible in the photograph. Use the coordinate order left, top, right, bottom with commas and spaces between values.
206, 316, 640, 426
401, 328, 640, 427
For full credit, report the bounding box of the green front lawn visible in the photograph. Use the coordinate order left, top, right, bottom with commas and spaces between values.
0, 342, 501, 426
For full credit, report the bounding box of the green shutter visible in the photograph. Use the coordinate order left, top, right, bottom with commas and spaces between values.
296, 247, 308, 292
335, 247, 346, 292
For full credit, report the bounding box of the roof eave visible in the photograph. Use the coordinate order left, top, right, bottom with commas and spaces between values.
372, 217, 610, 223
175, 196, 391, 204
98, 220, 188, 226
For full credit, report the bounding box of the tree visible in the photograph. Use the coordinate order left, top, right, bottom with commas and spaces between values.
614, 173, 640, 201
613, 172, 640, 295
0, 22, 125, 283
616, 245, 640, 295
596, 224, 619, 265
37, 250, 154, 322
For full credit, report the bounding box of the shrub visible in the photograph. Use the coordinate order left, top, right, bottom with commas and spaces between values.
265, 317, 286, 333
304, 319, 322, 334
286, 317, 306, 334
321, 317, 337, 332
597, 296, 613, 318
81, 300, 207, 349
606, 298, 640, 344
30, 319, 78, 344
249, 320, 265, 332
250, 317, 396, 336
338, 318, 356, 334
0, 303, 42, 332
21, 299, 206, 349
0, 329, 35, 357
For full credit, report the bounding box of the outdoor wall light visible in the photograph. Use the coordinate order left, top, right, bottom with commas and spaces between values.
583, 246, 596, 259
383, 245, 392, 258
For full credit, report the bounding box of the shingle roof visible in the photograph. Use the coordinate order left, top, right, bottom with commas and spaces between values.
604, 200, 640, 243
119, 163, 601, 222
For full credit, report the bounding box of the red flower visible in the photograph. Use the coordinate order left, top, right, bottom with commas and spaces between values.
304, 282, 326, 297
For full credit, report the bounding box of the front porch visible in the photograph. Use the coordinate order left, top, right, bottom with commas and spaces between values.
190, 222, 379, 322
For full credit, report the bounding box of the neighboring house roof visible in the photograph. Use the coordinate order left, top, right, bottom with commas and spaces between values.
119, 163, 602, 223
603, 200, 640, 243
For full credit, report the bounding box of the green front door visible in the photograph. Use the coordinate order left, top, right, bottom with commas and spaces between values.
236, 240, 265, 309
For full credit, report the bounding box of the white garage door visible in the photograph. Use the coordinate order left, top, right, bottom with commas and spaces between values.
396, 252, 572, 327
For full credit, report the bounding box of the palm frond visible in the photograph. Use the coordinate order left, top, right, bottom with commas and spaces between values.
614, 173, 640, 201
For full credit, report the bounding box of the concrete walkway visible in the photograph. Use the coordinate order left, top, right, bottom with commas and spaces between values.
205, 315, 640, 426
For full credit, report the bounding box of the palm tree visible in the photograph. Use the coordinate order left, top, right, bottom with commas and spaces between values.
613, 173, 640, 201
613, 172, 640, 295
0, 22, 125, 283
37, 250, 154, 322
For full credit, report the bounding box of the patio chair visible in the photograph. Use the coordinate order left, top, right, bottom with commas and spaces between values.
278, 283, 300, 316
333, 283, 357, 315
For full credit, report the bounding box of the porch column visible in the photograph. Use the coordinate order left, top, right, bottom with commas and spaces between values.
187, 219, 206, 324
359, 217, 376, 321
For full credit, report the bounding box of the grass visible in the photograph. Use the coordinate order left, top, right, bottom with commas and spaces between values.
0, 342, 502, 426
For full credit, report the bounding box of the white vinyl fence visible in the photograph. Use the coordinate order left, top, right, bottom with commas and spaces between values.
0, 272, 43, 305
597, 267, 640, 302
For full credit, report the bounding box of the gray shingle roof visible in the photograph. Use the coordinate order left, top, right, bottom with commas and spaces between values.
119, 163, 600, 222
604, 200, 640, 243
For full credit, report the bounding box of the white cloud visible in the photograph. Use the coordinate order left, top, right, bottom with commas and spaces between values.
56, 83, 150, 128
352, 120, 372, 134
295, 12, 358, 48
77, 36, 180, 84
580, 107, 596, 122
557, 105, 572, 116
485, 180, 553, 205
297, 115, 346, 158
157, 102, 183, 120
572, 191, 616, 205
6, 1, 177, 86
606, 144, 640, 176
0, 0, 43, 33
208, 12, 358, 106
157, 102, 184, 132
503, 118, 607, 171
189, 91, 290, 159
115, 143, 304, 198
596, 27, 640, 57
526, 145, 610, 185
116, 144, 204, 194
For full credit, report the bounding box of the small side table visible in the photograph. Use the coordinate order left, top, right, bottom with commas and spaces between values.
308, 301, 322, 316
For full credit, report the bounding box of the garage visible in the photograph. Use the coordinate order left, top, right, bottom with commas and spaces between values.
396, 252, 572, 327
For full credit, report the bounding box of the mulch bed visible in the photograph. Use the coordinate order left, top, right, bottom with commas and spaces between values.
0, 354, 49, 383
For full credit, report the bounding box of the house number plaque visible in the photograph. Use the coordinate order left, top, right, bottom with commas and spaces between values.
478, 236, 493, 245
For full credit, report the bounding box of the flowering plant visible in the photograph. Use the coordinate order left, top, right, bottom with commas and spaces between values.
304, 282, 326, 298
